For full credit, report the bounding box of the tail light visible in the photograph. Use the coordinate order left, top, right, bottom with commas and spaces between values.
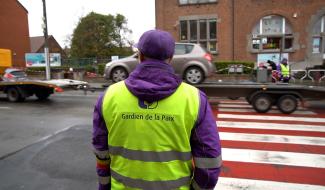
4, 73, 14, 79
204, 53, 212, 62
54, 87, 64, 92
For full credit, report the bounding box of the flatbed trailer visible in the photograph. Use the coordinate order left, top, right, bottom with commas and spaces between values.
196, 82, 325, 114
0, 80, 62, 102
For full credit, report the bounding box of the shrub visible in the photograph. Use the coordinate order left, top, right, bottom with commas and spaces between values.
97, 63, 106, 76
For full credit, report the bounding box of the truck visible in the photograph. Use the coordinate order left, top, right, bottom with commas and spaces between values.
0, 80, 63, 102
0, 49, 89, 102
0, 49, 12, 75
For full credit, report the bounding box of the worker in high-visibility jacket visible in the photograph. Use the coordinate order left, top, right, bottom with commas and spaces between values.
92, 29, 222, 190
279, 58, 290, 83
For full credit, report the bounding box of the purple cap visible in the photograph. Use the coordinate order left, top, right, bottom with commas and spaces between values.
136, 30, 175, 60
281, 58, 288, 64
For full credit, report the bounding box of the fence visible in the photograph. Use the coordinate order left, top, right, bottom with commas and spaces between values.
290, 69, 325, 83
61, 58, 112, 68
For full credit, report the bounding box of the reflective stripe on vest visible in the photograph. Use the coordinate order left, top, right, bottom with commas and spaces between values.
193, 155, 222, 169
102, 81, 200, 190
280, 64, 290, 77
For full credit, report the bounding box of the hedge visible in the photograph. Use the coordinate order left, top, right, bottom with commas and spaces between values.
25, 63, 107, 76
214, 61, 255, 74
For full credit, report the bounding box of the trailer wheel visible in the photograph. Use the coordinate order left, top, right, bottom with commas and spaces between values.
277, 95, 298, 114
35, 91, 51, 100
252, 94, 272, 113
7, 87, 25, 102
246, 97, 251, 104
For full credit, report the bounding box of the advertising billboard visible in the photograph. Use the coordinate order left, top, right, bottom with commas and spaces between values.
257, 53, 289, 68
25, 53, 61, 67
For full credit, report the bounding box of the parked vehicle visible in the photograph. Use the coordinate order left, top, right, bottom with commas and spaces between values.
104, 43, 216, 84
2, 68, 28, 81
0, 49, 12, 75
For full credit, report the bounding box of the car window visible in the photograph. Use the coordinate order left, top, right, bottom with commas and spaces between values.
174, 44, 194, 55
11, 71, 26, 77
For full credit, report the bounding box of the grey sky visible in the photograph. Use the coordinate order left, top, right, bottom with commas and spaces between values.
18, 0, 156, 48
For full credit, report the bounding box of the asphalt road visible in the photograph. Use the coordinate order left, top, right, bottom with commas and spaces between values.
0, 91, 101, 190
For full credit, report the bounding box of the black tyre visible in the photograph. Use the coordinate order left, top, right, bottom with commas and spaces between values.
111, 67, 128, 83
246, 96, 251, 104
35, 91, 51, 100
277, 95, 298, 114
228, 96, 240, 100
7, 87, 25, 102
184, 66, 204, 85
252, 94, 272, 113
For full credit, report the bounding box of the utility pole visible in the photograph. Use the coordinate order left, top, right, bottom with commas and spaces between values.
42, 0, 50, 80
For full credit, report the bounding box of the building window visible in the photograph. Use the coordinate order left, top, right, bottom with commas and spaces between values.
180, 18, 217, 53
251, 15, 293, 52
312, 15, 325, 54
179, 0, 217, 5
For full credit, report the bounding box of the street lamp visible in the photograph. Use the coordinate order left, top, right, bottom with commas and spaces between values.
42, 0, 50, 80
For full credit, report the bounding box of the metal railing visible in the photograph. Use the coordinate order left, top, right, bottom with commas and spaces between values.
307, 69, 325, 83
290, 70, 308, 82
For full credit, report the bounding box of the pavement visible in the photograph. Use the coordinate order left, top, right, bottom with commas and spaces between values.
0, 125, 98, 190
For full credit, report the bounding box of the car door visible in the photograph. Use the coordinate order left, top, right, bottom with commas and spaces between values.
172, 44, 188, 76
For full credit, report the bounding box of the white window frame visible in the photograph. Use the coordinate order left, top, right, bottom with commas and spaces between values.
251, 15, 294, 53
312, 16, 325, 54
179, 18, 217, 53
179, 0, 217, 5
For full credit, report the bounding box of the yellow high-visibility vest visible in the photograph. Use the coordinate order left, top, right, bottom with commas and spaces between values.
280, 64, 290, 77
102, 81, 199, 190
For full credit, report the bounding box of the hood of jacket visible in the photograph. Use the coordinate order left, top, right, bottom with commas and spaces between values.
125, 60, 182, 102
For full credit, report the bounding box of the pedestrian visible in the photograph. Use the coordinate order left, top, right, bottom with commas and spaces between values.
92, 29, 222, 190
267, 60, 280, 82
279, 58, 290, 83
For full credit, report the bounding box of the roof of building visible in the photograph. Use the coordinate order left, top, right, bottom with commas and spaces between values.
16, 0, 28, 13
30, 35, 63, 53
30, 36, 46, 52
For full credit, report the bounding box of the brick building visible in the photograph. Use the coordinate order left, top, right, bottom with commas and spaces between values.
156, 0, 325, 69
0, 0, 30, 67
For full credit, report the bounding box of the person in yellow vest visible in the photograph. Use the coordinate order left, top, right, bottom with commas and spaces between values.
279, 58, 290, 83
92, 30, 222, 190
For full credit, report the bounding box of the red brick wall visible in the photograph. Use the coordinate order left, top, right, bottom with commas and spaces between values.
0, 0, 30, 67
156, 0, 325, 64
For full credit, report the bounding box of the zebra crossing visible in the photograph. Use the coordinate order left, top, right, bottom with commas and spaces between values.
211, 98, 325, 190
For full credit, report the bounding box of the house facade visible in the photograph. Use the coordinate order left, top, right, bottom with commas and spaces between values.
0, 0, 30, 67
155, 0, 325, 69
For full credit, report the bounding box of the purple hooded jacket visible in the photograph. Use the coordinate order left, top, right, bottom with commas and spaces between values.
92, 60, 222, 190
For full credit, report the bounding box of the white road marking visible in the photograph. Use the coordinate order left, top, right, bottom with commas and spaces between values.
218, 108, 315, 115
216, 177, 325, 190
218, 104, 305, 110
218, 114, 325, 123
210, 100, 248, 104
0, 107, 11, 110
217, 121, 325, 132
222, 148, 325, 168
220, 132, 325, 146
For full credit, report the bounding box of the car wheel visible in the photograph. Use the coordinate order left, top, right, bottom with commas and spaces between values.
277, 95, 298, 114
111, 67, 128, 83
252, 93, 272, 113
7, 87, 25, 102
184, 67, 204, 85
